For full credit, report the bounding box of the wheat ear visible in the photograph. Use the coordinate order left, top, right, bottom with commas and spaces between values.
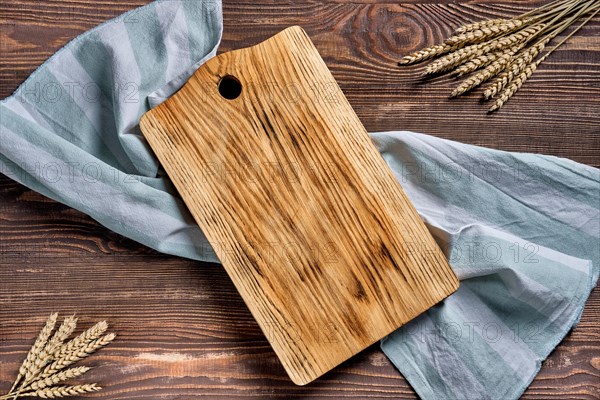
22, 367, 91, 392
424, 43, 484, 74
483, 39, 549, 99
18, 384, 101, 399
450, 52, 515, 97
10, 314, 58, 394
453, 18, 512, 34
425, 24, 544, 76
45, 316, 78, 355
454, 43, 522, 76
398, 43, 461, 65
52, 321, 107, 360
40, 333, 115, 379
489, 60, 540, 111
492, 24, 546, 50
445, 18, 529, 46
20, 316, 78, 387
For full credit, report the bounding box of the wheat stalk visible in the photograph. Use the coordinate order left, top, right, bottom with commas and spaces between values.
522, 0, 580, 18
17, 384, 101, 399
450, 0, 576, 36
488, 4, 600, 111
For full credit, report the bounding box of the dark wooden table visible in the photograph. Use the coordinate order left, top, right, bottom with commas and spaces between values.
1, 1, 598, 399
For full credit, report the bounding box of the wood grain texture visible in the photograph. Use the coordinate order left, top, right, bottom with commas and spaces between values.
0, 0, 598, 398
140, 25, 458, 385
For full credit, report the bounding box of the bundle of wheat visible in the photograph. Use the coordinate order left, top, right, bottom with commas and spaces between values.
399, 0, 600, 112
1, 314, 115, 399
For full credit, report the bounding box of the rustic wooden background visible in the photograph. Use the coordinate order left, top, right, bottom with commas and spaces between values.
1, 0, 598, 399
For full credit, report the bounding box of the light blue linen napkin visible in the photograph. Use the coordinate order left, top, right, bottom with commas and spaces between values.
0, 1, 597, 399
376, 132, 599, 399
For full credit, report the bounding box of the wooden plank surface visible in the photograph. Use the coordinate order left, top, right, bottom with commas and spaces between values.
140, 25, 458, 384
0, 0, 598, 398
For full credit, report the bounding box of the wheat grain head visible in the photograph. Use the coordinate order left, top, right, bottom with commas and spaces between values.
453, 18, 512, 35
489, 60, 541, 112
52, 321, 107, 360
445, 18, 529, 46
23, 367, 91, 392
19, 384, 101, 398
483, 38, 549, 99
399, 43, 462, 65
454, 43, 522, 76
41, 333, 115, 379
14, 314, 58, 391
21, 316, 79, 387
451, 52, 514, 97
424, 43, 486, 74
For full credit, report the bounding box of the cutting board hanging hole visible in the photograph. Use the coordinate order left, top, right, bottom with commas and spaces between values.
219, 75, 242, 100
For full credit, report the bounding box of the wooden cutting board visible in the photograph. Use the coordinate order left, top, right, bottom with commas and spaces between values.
140, 26, 458, 385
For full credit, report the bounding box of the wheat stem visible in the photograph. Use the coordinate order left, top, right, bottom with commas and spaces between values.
528, 0, 583, 21
520, 0, 576, 18
540, 2, 600, 61
535, 0, 594, 36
